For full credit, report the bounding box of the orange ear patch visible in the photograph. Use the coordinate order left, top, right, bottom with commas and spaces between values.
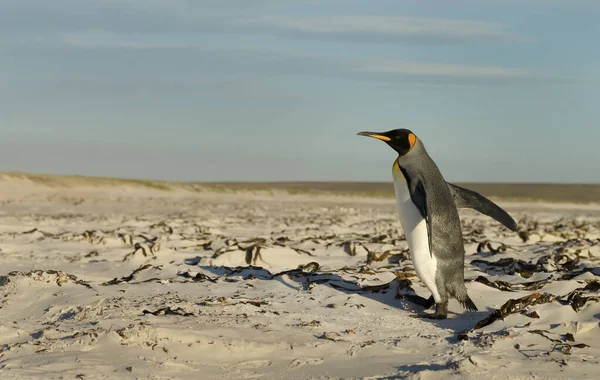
408, 133, 417, 150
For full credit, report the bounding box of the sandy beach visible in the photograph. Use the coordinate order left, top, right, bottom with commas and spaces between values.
0, 176, 599, 379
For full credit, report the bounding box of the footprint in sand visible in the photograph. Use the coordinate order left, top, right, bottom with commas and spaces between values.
290, 357, 324, 368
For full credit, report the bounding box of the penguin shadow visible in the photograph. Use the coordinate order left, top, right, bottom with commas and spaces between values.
192, 261, 491, 335
197, 263, 413, 309
402, 298, 492, 337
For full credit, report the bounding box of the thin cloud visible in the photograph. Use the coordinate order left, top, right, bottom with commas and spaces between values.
51, 35, 572, 86
0, 1, 530, 45
61, 33, 197, 50
233, 15, 530, 43
359, 60, 537, 78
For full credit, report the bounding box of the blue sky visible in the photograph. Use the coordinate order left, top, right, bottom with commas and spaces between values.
0, 0, 598, 183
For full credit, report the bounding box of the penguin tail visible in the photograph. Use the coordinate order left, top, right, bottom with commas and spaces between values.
462, 295, 478, 312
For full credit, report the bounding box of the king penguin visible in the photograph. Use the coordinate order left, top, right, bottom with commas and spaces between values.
357, 129, 518, 319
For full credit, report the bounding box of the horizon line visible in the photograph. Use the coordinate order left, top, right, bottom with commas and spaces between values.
1, 171, 599, 186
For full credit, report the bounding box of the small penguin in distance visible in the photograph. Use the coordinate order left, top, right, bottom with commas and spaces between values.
357, 129, 518, 319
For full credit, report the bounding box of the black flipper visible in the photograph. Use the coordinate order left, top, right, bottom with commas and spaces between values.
400, 167, 433, 255
447, 183, 518, 232
404, 294, 435, 309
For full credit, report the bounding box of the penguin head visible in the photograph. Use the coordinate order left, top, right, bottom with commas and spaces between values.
357, 129, 418, 156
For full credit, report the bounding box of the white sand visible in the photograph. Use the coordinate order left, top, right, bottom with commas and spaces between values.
0, 178, 599, 379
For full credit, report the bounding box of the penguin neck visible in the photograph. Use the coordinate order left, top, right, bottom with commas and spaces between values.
392, 156, 404, 180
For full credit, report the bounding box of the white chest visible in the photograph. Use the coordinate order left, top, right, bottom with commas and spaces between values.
392, 162, 441, 301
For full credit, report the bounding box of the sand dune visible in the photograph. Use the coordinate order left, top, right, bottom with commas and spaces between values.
2, 171, 600, 204
0, 175, 599, 379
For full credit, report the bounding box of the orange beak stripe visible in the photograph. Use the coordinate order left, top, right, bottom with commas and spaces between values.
364, 134, 391, 142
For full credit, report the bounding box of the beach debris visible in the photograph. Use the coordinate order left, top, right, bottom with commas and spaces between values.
518, 230, 530, 242
80, 230, 106, 245
142, 307, 195, 317
558, 280, 600, 312
472, 276, 517, 292
149, 220, 174, 234
317, 332, 345, 342
298, 320, 321, 327
291, 247, 314, 256
198, 297, 270, 307
177, 271, 218, 283
19, 228, 57, 238
472, 275, 553, 292
0, 276, 10, 287
474, 292, 556, 330
102, 264, 155, 286
339, 241, 369, 257
244, 245, 266, 266
471, 257, 539, 278
476, 240, 508, 255
84, 250, 99, 258
122, 242, 158, 261
2, 198, 599, 377
527, 329, 590, 355
523, 310, 540, 319
6, 270, 93, 290
366, 249, 409, 265
119, 233, 134, 246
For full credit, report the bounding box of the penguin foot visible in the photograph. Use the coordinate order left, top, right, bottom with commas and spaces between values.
403, 295, 435, 309
410, 301, 448, 319
423, 312, 447, 320
409, 311, 447, 320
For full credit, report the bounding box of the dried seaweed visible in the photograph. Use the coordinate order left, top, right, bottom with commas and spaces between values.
217, 265, 275, 280
476, 241, 508, 255
142, 307, 195, 317
339, 241, 368, 257
198, 297, 269, 307
316, 332, 345, 342
527, 330, 590, 355
7, 270, 93, 290
298, 320, 321, 327
80, 230, 106, 244
366, 249, 409, 265
558, 267, 600, 280
5, 199, 599, 371
84, 250, 99, 258
291, 247, 314, 256
558, 280, 600, 312
149, 221, 174, 234
473, 276, 517, 292
184, 262, 416, 298
472, 275, 553, 292
177, 272, 218, 283
102, 264, 154, 286
471, 257, 540, 278
244, 245, 265, 265
122, 241, 160, 261
20, 228, 57, 238
473, 292, 556, 330
537, 252, 581, 272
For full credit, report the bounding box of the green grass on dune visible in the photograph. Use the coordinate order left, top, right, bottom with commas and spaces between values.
1, 172, 173, 191
1, 172, 598, 204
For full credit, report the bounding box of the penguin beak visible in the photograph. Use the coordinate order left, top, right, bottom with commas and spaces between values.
356, 131, 391, 142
